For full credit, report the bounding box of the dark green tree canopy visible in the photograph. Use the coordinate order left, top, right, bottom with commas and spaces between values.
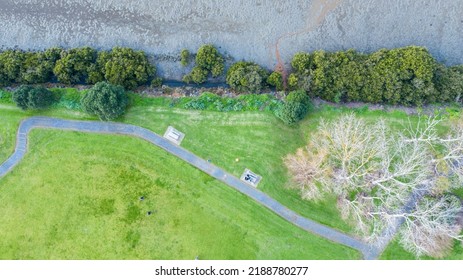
276, 90, 311, 125
183, 45, 224, 84
195, 45, 224, 77
94, 47, 155, 89
226, 61, 269, 93
0, 50, 24, 86
81, 82, 128, 121
20, 48, 62, 84
12, 85, 33, 110
267, 71, 284, 91
53, 47, 97, 84
291, 46, 439, 105
180, 49, 190, 67
27, 87, 55, 109
12, 85, 54, 110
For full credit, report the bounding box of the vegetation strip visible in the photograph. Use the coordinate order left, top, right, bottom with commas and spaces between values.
0, 116, 375, 259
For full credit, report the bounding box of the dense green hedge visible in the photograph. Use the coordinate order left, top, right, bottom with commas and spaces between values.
0, 47, 158, 89
289, 46, 463, 105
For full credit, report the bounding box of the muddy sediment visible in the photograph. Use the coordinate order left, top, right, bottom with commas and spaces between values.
0, 0, 462, 79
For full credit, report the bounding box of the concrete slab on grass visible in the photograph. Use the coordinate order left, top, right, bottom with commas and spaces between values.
240, 168, 261, 187
163, 126, 185, 145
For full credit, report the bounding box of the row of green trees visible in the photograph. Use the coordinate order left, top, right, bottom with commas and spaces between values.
12, 82, 128, 121
181, 45, 283, 93
289, 46, 463, 105
181, 45, 463, 106
4, 45, 463, 108
0, 47, 156, 89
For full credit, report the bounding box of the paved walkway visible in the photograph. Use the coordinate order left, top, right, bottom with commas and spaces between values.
0, 116, 378, 259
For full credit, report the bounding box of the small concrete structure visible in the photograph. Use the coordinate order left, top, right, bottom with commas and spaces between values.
240, 168, 262, 187
163, 126, 185, 145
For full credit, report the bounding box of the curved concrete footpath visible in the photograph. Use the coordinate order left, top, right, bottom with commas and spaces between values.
0, 116, 379, 259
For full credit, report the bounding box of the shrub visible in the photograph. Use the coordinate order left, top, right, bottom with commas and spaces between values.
276, 90, 311, 124
182, 66, 209, 84
434, 64, 463, 103
20, 48, 62, 84
310, 49, 367, 103
53, 47, 97, 84
0, 50, 24, 85
289, 52, 316, 92
12, 85, 54, 110
226, 61, 269, 93
27, 86, 54, 109
180, 49, 190, 67
97, 47, 155, 89
292, 46, 440, 105
12, 85, 32, 110
183, 45, 224, 84
366, 46, 438, 105
151, 77, 163, 87
195, 45, 224, 77
291, 52, 313, 74
87, 50, 110, 84
81, 82, 128, 121
267, 71, 284, 91
287, 73, 299, 89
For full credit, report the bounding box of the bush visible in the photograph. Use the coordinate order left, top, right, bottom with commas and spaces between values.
81, 82, 128, 121
180, 49, 190, 67
291, 52, 313, 74
53, 47, 97, 84
87, 50, 110, 84
0, 50, 24, 85
310, 49, 367, 103
276, 90, 311, 124
366, 46, 438, 105
267, 71, 284, 91
12, 85, 32, 110
20, 48, 62, 84
195, 45, 224, 77
226, 61, 269, 93
183, 45, 224, 84
182, 66, 209, 84
151, 77, 163, 87
27, 86, 55, 109
97, 47, 155, 89
12, 85, 54, 110
291, 46, 440, 105
434, 64, 463, 103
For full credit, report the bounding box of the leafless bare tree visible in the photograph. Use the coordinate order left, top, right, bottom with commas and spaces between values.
285, 113, 463, 257
397, 195, 463, 258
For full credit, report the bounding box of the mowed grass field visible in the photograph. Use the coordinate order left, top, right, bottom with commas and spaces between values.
0, 91, 462, 259
0, 128, 359, 259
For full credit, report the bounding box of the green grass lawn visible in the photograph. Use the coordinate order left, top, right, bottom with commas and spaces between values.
0, 129, 359, 259
1, 89, 462, 259
380, 239, 463, 260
